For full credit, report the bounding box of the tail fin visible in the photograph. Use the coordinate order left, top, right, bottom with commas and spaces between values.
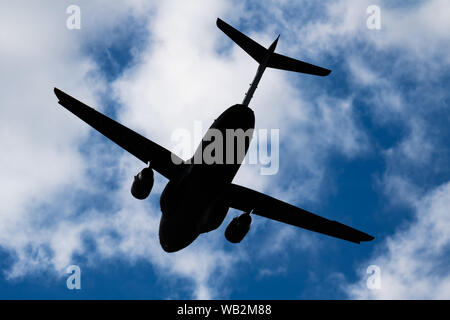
216, 18, 331, 77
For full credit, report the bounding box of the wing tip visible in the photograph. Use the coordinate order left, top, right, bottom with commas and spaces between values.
216, 17, 224, 28
358, 234, 375, 244
314, 67, 331, 77
54, 87, 64, 101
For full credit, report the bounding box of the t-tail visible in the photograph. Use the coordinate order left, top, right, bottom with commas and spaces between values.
216, 18, 331, 106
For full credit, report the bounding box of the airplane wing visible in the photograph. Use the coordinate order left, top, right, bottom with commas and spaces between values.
226, 183, 374, 244
54, 88, 184, 180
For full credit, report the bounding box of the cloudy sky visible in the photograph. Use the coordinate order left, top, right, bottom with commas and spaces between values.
0, 0, 449, 299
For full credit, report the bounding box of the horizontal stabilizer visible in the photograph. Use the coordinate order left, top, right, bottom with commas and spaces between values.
216, 18, 331, 77
216, 18, 266, 63
268, 53, 331, 76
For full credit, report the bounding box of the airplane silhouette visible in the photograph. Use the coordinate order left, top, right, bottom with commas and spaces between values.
54, 18, 374, 252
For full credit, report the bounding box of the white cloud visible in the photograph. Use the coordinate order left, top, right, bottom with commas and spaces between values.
287, 0, 450, 299
3, 0, 448, 300
297, 0, 450, 63
345, 181, 450, 299
0, 0, 251, 299
0, 0, 104, 274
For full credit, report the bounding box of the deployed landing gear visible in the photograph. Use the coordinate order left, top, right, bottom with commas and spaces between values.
225, 211, 252, 243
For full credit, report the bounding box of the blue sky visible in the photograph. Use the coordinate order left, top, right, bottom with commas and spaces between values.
0, 0, 449, 299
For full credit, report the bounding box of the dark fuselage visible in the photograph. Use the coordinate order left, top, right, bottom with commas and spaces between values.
159, 104, 255, 252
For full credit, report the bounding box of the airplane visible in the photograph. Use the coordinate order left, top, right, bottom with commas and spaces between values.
53, 18, 374, 252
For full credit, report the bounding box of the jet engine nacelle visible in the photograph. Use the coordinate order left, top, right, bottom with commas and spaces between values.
131, 167, 154, 200
225, 212, 252, 243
